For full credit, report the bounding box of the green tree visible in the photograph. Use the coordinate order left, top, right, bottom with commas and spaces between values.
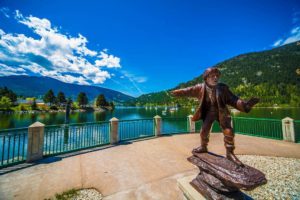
109, 101, 115, 109
43, 89, 56, 105
96, 94, 108, 107
56, 91, 67, 106
0, 96, 12, 110
0, 87, 17, 103
77, 92, 88, 108
31, 98, 38, 110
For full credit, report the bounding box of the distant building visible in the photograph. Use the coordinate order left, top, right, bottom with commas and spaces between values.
17, 99, 44, 105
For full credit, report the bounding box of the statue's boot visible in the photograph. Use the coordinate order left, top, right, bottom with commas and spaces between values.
226, 146, 244, 167
193, 133, 209, 153
223, 128, 244, 166
192, 145, 208, 153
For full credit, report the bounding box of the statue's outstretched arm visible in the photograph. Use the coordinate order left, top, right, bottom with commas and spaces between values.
170, 84, 202, 98
225, 87, 259, 113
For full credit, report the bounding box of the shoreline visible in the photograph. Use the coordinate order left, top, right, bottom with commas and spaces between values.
0, 107, 113, 114
0, 106, 298, 114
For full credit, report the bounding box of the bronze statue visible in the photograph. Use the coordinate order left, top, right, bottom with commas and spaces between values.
171, 67, 259, 166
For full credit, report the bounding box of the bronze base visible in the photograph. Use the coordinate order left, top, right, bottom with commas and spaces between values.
188, 152, 267, 200
190, 173, 247, 200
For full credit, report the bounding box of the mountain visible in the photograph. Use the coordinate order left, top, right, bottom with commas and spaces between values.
130, 41, 300, 106
0, 76, 134, 103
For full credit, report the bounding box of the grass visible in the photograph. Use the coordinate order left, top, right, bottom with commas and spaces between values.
53, 189, 78, 200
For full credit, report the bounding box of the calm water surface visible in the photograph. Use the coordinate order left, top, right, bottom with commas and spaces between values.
0, 107, 299, 129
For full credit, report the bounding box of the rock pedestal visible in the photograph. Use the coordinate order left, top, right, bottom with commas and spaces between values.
188, 152, 267, 200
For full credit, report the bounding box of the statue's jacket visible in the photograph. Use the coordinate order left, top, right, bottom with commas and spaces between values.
172, 83, 245, 122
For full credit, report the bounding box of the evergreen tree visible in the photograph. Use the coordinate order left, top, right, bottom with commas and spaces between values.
77, 92, 88, 107
43, 89, 56, 105
56, 91, 67, 106
96, 94, 108, 107
109, 101, 115, 109
67, 97, 73, 104
0, 87, 17, 103
31, 98, 38, 110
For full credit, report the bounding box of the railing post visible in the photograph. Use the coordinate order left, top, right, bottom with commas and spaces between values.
27, 121, 45, 162
282, 117, 295, 142
154, 115, 162, 136
188, 115, 195, 133
110, 117, 119, 144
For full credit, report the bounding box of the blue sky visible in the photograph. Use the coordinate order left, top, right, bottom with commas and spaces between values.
0, 0, 299, 97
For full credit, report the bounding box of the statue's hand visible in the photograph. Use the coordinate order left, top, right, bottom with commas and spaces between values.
245, 97, 259, 112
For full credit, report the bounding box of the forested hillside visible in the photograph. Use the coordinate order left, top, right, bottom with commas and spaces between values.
129, 41, 300, 107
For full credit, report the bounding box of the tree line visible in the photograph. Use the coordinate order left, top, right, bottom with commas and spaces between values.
43, 89, 114, 109
0, 87, 114, 111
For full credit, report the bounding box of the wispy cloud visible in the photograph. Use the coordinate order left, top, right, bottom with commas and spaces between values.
122, 71, 147, 83
0, 7, 10, 18
0, 9, 121, 85
120, 71, 147, 95
272, 26, 300, 47
0, 63, 27, 76
292, 11, 300, 24
273, 12, 300, 47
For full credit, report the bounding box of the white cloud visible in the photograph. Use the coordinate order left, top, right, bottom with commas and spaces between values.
14, 10, 22, 19
272, 39, 283, 47
0, 63, 27, 76
0, 9, 121, 85
273, 26, 300, 47
95, 51, 121, 68
54, 74, 89, 85
0, 29, 5, 36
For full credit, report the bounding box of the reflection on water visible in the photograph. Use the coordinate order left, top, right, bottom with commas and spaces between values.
0, 107, 299, 129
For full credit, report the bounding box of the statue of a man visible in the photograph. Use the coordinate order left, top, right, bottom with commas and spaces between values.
171, 67, 259, 166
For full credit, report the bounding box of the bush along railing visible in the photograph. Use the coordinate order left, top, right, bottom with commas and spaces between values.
0, 127, 27, 167
0, 115, 299, 168
232, 117, 283, 140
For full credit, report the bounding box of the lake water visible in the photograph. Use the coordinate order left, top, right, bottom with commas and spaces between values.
0, 107, 299, 130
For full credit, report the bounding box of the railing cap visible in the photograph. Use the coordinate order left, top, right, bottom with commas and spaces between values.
282, 117, 294, 121
29, 121, 45, 128
154, 115, 161, 119
110, 117, 119, 122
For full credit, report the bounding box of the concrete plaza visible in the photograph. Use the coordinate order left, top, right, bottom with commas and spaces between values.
0, 133, 299, 200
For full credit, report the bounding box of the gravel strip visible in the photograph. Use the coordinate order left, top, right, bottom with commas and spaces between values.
70, 189, 102, 200
239, 155, 300, 200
